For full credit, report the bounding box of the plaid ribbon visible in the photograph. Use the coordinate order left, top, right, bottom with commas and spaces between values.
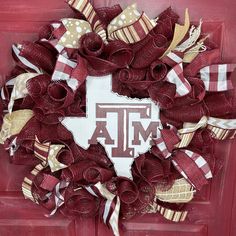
85, 182, 120, 236
22, 163, 45, 203
51, 54, 87, 91
165, 62, 192, 97
200, 64, 236, 91
160, 51, 192, 97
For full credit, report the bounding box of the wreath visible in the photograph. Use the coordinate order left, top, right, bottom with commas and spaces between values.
0, 1, 236, 235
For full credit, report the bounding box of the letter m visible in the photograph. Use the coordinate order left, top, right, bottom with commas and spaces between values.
132, 121, 159, 145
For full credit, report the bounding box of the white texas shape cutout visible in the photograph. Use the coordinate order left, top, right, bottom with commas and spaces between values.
61, 75, 161, 178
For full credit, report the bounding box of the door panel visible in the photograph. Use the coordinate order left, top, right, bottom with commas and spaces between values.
0, 0, 236, 235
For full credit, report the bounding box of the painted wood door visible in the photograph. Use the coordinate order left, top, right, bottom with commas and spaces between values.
0, 0, 236, 235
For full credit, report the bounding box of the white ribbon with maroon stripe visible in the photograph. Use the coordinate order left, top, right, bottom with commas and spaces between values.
85, 182, 120, 236
172, 150, 212, 190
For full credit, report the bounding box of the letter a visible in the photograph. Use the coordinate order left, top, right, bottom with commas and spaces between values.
88, 121, 114, 145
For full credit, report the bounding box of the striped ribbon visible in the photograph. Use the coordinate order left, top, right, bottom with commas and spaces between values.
85, 182, 120, 236
34, 136, 50, 163
200, 64, 236, 91
22, 137, 68, 203
108, 12, 156, 44
22, 163, 45, 203
148, 202, 188, 222
177, 116, 208, 148
34, 136, 68, 172
67, 0, 107, 41
179, 116, 236, 142
156, 204, 188, 222
207, 117, 236, 140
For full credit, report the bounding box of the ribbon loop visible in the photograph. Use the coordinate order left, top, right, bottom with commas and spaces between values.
52, 55, 88, 91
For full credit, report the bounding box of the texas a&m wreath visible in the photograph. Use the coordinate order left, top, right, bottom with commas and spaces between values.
0, 1, 236, 235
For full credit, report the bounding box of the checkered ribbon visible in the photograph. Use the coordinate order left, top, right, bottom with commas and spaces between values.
85, 182, 120, 236
153, 128, 212, 190
200, 64, 236, 91
67, 0, 107, 41
51, 54, 87, 91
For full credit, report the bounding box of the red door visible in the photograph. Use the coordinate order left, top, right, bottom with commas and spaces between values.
0, 0, 236, 235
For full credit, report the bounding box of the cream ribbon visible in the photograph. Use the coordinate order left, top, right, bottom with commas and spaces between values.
160, 9, 190, 58
155, 178, 196, 203
0, 109, 34, 144
57, 18, 92, 49
8, 73, 39, 113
